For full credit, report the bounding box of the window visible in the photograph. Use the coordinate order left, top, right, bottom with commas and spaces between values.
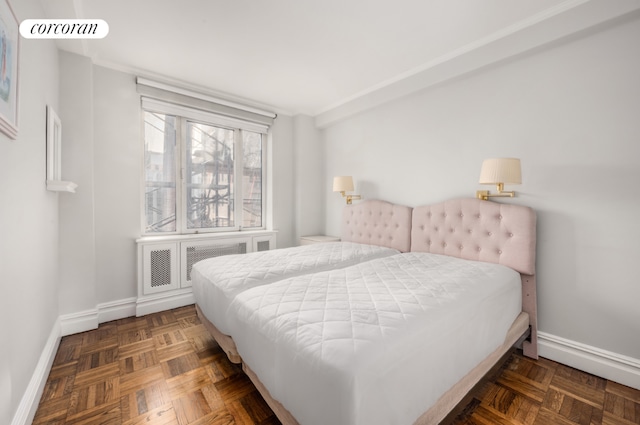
143, 98, 267, 234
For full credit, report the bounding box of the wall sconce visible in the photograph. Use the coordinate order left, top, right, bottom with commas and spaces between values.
333, 176, 362, 205
476, 158, 522, 200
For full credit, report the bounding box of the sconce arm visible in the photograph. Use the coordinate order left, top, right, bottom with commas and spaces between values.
345, 194, 362, 205
476, 183, 517, 200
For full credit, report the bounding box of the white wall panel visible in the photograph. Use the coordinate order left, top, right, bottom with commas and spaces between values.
93, 66, 140, 304
270, 114, 296, 248
293, 114, 324, 242
58, 51, 97, 316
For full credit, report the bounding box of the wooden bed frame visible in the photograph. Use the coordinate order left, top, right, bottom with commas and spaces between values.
195, 197, 537, 425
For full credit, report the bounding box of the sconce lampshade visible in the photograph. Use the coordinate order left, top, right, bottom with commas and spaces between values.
479, 158, 522, 185
333, 176, 355, 192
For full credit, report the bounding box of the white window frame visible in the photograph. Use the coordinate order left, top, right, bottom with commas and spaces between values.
141, 97, 268, 236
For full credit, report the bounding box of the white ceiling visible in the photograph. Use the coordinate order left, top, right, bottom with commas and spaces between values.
40, 0, 616, 115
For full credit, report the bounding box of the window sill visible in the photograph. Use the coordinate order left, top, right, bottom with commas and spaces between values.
47, 180, 78, 193
136, 229, 277, 244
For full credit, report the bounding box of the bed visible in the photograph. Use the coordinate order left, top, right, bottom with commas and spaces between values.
192, 199, 413, 362
215, 198, 538, 424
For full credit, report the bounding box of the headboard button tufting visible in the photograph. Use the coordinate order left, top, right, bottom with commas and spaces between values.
409, 199, 535, 275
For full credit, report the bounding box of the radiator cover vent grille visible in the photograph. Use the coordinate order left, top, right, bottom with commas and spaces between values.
150, 249, 172, 288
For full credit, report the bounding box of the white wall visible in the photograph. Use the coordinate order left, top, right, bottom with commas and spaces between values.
58, 51, 97, 316
270, 114, 296, 248
293, 114, 324, 242
93, 66, 140, 305
0, 0, 60, 422
322, 14, 640, 366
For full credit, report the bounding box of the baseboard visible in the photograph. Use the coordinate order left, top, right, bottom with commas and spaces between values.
59, 308, 99, 336
59, 292, 196, 335
539, 331, 640, 390
11, 318, 61, 425
136, 290, 195, 317
97, 297, 137, 323
59, 298, 138, 336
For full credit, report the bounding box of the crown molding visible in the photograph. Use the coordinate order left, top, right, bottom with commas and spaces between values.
315, 0, 640, 127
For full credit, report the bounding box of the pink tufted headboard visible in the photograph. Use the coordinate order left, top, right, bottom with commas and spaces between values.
411, 198, 536, 275
341, 200, 413, 252
411, 198, 538, 358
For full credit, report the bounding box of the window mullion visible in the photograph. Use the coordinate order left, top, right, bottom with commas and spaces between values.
261, 132, 267, 230
235, 129, 244, 231
178, 118, 187, 234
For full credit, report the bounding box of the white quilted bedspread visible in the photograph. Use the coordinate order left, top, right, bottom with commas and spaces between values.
231, 252, 522, 425
191, 241, 399, 335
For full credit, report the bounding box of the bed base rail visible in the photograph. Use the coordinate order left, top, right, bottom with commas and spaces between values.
521, 274, 538, 359
196, 304, 242, 364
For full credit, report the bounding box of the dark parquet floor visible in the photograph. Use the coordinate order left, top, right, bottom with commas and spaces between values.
33, 304, 640, 425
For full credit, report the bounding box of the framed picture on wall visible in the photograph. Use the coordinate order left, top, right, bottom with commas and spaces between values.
45, 105, 77, 192
0, 0, 18, 139
46, 105, 62, 182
